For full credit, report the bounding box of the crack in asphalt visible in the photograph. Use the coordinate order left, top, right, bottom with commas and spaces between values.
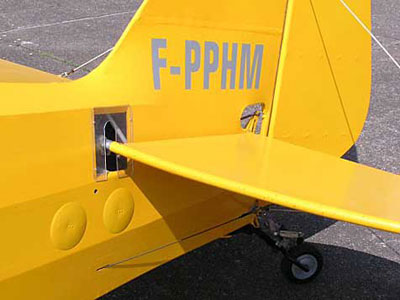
368, 228, 400, 259
0, 10, 134, 35
0, 36, 90, 74
18, 43, 92, 73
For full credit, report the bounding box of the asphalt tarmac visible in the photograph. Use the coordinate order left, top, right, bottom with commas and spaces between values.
0, 1, 398, 299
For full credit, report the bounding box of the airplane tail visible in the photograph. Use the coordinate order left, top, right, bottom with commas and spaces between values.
88, 0, 371, 157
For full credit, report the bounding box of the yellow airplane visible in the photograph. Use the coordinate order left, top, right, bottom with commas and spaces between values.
0, 0, 399, 298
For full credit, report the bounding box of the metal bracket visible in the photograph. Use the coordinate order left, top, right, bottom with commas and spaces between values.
253, 208, 309, 271
93, 106, 133, 181
256, 208, 304, 251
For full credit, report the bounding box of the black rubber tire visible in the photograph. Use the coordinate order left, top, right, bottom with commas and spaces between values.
280, 243, 323, 284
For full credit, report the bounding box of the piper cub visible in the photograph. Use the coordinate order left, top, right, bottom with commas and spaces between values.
0, 0, 398, 299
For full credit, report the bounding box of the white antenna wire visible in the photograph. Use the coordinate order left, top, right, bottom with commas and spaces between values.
340, 0, 400, 71
60, 47, 113, 77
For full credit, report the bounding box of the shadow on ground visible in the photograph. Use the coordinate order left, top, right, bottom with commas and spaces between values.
102, 223, 400, 300
103, 145, 398, 300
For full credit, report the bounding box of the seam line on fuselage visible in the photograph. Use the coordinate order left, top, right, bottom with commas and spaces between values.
266, 0, 293, 137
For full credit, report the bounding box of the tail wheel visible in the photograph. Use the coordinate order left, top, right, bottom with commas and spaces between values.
280, 243, 323, 283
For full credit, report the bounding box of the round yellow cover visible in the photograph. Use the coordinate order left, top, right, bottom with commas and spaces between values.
103, 188, 135, 234
50, 202, 87, 250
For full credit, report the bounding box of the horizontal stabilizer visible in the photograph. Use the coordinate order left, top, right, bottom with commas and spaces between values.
0, 59, 67, 83
110, 134, 400, 233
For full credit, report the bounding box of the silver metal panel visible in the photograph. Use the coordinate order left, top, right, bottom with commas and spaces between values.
93, 106, 131, 181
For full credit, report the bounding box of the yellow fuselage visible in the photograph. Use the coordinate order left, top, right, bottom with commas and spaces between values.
0, 0, 372, 298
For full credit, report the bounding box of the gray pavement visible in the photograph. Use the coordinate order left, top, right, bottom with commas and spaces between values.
1, 1, 399, 299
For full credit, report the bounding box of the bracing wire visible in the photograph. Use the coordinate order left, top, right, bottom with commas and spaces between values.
340, 0, 400, 71
60, 47, 113, 77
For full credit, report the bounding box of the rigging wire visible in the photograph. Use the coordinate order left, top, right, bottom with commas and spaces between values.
60, 47, 113, 77
97, 204, 259, 270
60, 1, 400, 78
340, 0, 400, 71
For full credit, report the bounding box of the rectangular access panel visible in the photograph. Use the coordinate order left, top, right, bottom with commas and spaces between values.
93, 106, 133, 181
